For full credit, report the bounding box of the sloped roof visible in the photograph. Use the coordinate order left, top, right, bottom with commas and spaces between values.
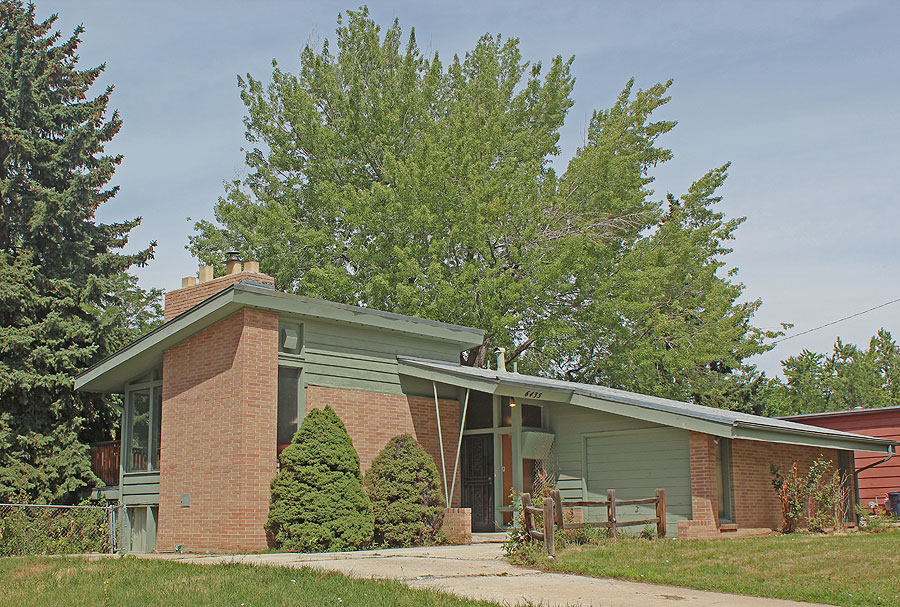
396, 356, 896, 454
74, 283, 484, 393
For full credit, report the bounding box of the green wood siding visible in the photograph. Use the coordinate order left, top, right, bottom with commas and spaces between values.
296, 319, 463, 395
122, 471, 159, 505
546, 403, 692, 536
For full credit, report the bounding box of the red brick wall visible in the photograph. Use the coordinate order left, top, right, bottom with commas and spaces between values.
784, 411, 899, 507
684, 433, 851, 537
157, 309, 279, 552
689, 433, 719, 524
306, 385, 462, 507
730, 438, 844, 530
163, 272, 275, 322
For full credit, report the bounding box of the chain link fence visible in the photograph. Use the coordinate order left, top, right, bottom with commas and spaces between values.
0, 503, 120, 556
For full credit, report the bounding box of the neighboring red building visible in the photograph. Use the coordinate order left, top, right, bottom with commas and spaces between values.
783, 407, 900, 510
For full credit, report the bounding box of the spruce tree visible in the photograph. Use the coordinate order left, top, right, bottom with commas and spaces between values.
364, 434, 445, 547
267, 406, 373, 552
0, 2, 156, 503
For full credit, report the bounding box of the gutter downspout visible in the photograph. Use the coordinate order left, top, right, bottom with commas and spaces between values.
854, 446, 894, 515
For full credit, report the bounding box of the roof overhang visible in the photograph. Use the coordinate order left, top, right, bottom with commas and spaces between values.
397, 357, 896, 455
75, 284, 484, 394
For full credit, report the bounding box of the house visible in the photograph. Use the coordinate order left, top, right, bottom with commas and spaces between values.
75, 257, 895, 551
783, 406, 900, 512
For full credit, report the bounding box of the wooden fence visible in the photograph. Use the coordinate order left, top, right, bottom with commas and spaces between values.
522, 488, 666, 556
89, 441, 120, 487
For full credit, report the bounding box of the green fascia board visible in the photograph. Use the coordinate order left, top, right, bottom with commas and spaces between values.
572, 394, 894, 453
74, 289, 244, 393
397, 357, 575, 402
731, 422, 895, 454
396, 358, 499, 394
233, 285, 484, 348
569, 393, 730, 438
397, 357, 896, 454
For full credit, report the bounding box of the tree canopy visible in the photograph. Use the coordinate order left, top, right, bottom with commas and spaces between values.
191, 7, 781, 408
0, 1, 157, 503
765, 329, 900, 416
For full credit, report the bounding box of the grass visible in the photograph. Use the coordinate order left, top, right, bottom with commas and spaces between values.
0, 555, 504, 607
516, 530, 900, 606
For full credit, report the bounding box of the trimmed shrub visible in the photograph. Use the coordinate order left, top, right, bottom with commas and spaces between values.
267, 406, 373, 552
364, 434, 445, 547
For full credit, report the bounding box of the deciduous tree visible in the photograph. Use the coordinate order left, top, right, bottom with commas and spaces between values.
191, 7, 779, 407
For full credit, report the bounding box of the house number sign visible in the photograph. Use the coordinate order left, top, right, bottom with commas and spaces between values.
523, 390, 543, 398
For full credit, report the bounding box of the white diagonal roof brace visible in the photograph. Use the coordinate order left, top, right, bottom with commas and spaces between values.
448, 388, 470, 507
433, 381, 450, 505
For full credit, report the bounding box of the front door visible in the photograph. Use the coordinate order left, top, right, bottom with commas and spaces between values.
461, 434, 494, 532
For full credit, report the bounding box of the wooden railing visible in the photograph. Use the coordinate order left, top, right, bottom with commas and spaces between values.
522, 488, 666, 556
89, 441, 120, 487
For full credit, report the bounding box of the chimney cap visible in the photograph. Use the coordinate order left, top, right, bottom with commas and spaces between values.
226, 250, 241, 262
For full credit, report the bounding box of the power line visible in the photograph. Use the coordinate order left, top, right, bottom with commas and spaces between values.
772, 296, 900, 345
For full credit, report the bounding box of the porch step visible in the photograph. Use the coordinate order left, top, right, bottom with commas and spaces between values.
471, 532, 507, 544
719, 523, 739, 532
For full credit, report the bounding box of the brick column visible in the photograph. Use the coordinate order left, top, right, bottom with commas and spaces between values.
157, 309, 279, 552
689, 432, 719, 524
442, 507, 472, 544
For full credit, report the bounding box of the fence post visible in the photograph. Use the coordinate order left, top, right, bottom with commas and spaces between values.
107, 505, 116, 553
656, 488, 666, 539
522, 493, 534, 538
551, 489, 564, 530
607, 489, 617, 539
542, 496, 555, 556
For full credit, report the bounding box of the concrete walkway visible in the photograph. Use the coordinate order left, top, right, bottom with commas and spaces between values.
163, 543, 831, 607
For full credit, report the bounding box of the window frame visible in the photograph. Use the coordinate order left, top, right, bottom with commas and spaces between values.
123, 372, 163, 474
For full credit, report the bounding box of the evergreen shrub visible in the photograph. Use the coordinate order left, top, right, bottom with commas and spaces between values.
364, 434, 445, 547
266, 406, 373, 552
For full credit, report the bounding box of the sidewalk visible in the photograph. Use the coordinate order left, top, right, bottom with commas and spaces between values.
162, 543, 832, 607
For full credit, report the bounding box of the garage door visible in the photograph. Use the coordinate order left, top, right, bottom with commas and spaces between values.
584, 427, 691, 535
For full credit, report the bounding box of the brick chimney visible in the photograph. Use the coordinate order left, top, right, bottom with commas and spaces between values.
164, 254, 275, 322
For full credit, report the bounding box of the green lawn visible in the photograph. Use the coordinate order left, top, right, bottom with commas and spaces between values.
517, 530, 900, 606
0, 556, 504, 607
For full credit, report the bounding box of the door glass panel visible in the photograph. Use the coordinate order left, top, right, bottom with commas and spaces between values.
127, 389, 151, 472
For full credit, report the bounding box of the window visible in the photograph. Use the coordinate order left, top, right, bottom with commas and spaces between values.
522, 404, 542, 428
127, 389, 151, 472
463, 391, 493, 429
716, 438, 733, 522
277, 367, 302, 446
500, 397, 512, 427
125, 386, 162, 472
150, 387, 161, 469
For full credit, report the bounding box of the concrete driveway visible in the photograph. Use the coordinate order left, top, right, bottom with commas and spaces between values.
167, 542, 830, 607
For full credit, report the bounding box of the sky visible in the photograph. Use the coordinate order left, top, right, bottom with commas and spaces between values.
44, 0, 900, 378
